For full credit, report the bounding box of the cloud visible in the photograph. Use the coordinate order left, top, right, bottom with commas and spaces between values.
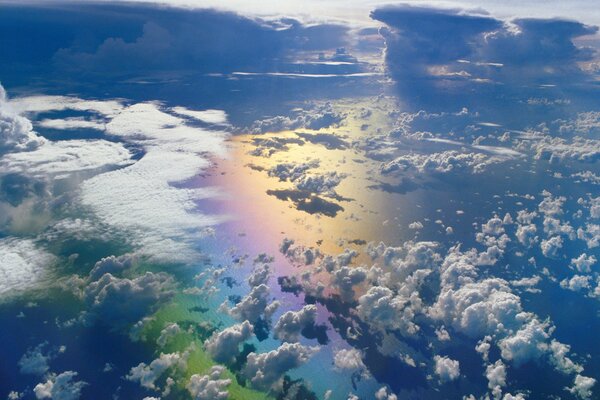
81, 272, 175, 328
19, 343, 54, 376
34, 371, 87, 400
433, 355, 460, 383
171, 107, 228, 125
0, 238, 56, 297
187, 366, 231, 400
43, 7, 350, 78
157, 323, 181, 348
568, 374, 596, 399
242, 342, 319, 390
357, 285, 421, 336
126, 352, 186, 390
371, 4, 598, 107
273, 305, 318, 343
248, 103, 344, 134
333, 348, 367, 372
1, 139, 132, 178
204, 321, 254, 364
79, 101, 228, 262
379, 150, 503, 175
0, 85, 45, 152
222, 283, 279, 324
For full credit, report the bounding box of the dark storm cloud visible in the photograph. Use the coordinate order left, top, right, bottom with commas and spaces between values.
0, 4, 350, 79
371, 4, 599, 109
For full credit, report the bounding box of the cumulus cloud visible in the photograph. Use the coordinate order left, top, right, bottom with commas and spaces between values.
434, 355, 460, 383
0, 85, 45, 152
157, 323, 181, 348
242, 342, 319, 390
333, 348, 367, 372
204, 320, 254, 364
34, 371, 87, 400
248, 103, 344, 134
222, 283, 279, 324
187, 366, 231, 400
126, 352, 186, 390
81, 272, 175, 328
371, 4, 598, 106
380, 151, 496, 175
19, 343, 54, 376
357, 285, 421, 336
273, 305, 318, 343
568, 374, 596, 399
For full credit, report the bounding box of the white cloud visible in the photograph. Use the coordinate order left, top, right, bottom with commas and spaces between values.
34, 371, 87, 400
37, 117, 106, 131
568, 374, 596, 399
222, 283, 279, 324
9, 95, 123, 117
1, 139, 132, 178
0, 238, 55, 297
157, 323, 181, 347
127, 352, 186, 390
204, 321, 254, 363
171, 107, 228, 125
242, 342, 319, 390
273, 305, 318, 343
333, 348, 366, 372
434, 355, 460, 383
187, 366, 231, 400
80, 102, 229, 262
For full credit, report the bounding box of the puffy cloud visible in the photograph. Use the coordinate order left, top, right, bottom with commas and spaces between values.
571, 254, 597, 273
126, 352, 186, 390
380, 151, 497, 175
0, 238, 55, 297
430, 277, 523, 338
568, 374, 596, 399
248, 103, 344, 134
267, 159, 345, 197
187, 366, 231, 400
273, 305, 317, 343
82, 272, 175, 328
19, 343, 54, 376
88, 254, 135, 281
516, 224, 538, 247
34, 371, 87, 400
433, 355, 460, 383
242, 343, 319, 390
357, 285, 421, 336
560, 275, 591, 292
248, 263, 271, 288
498, 319, 551, 366
577, 224, 600, 249
222, 283, 279, 324
204, 321, 254, 363
331, 266, 368, 302
333, 348, 366, 372
0, 85, 45, 152
541, 236, 563, 258
375, 386, 398, 400
157, 323, 181, 348
486, 360, 507, 391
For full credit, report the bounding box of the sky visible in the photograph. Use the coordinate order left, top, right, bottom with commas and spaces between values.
0, 1, 600, 400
